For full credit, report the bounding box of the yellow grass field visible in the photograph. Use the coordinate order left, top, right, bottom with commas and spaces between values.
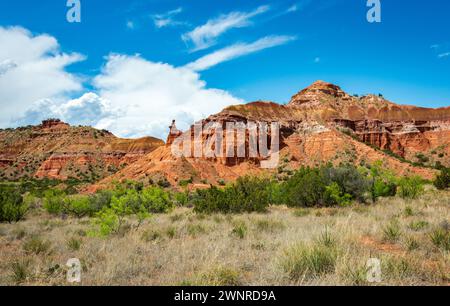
0, 190, 448, 286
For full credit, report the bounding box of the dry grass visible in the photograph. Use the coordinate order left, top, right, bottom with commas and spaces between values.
0, 190, 448, 286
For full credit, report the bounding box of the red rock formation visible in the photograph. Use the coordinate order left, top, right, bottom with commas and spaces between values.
0, 119, 164, 181
95, 81, 448, 189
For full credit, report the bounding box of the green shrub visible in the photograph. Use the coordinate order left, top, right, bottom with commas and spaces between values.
90, 194, 133, 237
43, 190, 65, 215
324, 182, 352, 206
283, 167, 328, 207
193, 176, 271, 214
89, 190, 113, 212
0, 186, 29, 223
63, 195, 92, 218
141, 186, 173, 213
434, 167, 450, 190
173, 191, 190, 207
322, 165, 370, 203
397, 176, 424, 199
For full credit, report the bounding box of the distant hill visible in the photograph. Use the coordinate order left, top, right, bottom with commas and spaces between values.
0, 119, 164, 182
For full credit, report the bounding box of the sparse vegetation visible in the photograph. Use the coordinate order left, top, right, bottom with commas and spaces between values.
0, 161, 448, 285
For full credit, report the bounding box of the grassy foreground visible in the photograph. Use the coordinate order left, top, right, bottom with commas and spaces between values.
0, 189, 448, 286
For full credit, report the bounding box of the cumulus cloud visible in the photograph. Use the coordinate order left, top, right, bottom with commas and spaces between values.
0, 26, 84, 127
18, 93, 115, 128
182, 5, 270, 52
90, 54, 243, 139
185, 35, 297, 71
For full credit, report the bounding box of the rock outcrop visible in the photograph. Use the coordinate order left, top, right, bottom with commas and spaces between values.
96, 81, 449, 189
0, 120, 164, 181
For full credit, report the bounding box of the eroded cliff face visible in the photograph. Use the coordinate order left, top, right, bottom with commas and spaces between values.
96, 81, 449, 190
0, 119, 164, 181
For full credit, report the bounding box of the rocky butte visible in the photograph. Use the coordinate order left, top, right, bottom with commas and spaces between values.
0, 119, 164, 181
96, 81, 449, 189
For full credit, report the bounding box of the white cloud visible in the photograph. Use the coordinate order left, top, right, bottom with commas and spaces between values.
89, 54, 243, 139
438, 52, 450, 58
18, 93, 115, 128
0, 26, 84, 127
182, 5, 270, 52
126, 21, 135, 29
287, 5, 299, 13
185, 35, 297, 71
152, 7, 185, 29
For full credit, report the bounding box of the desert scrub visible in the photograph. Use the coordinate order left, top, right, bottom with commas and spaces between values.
397, 176, 424, 199
280, 239, 338, 280
0, 185, 29, 223
193, 176, 272, 213
23, 236, 51, 255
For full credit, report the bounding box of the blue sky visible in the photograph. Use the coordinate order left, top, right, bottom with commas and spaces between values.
0, 0, 449, 138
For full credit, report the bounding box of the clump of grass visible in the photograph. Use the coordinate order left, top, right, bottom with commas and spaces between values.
382, 256, 414, 280
231, 221, 247, 239
341, 263, 368, 286
10, 259, 30, 284
11, 227, 27, 240
67, 237, 82, 251
382, 220, 402, 242
280, 242, 338, 280
405, 236, 420, 251
429, 228, 449, 251
165, 226, 177, 239
251, 242, 265, 251
408, 220, 429, 231
254, 219, 285, 233
403, 206, 414, 217
169, 213, 184, 223
23, 236, 51, 255
293, 209, 310, 217
187, 223, 206, 237
75, 229, 87, 237
201, 267, 242, 286
213, 215, 224, 223
142, 229, 162, 242
352, 206, 369, 215
316, 228, 336, 248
